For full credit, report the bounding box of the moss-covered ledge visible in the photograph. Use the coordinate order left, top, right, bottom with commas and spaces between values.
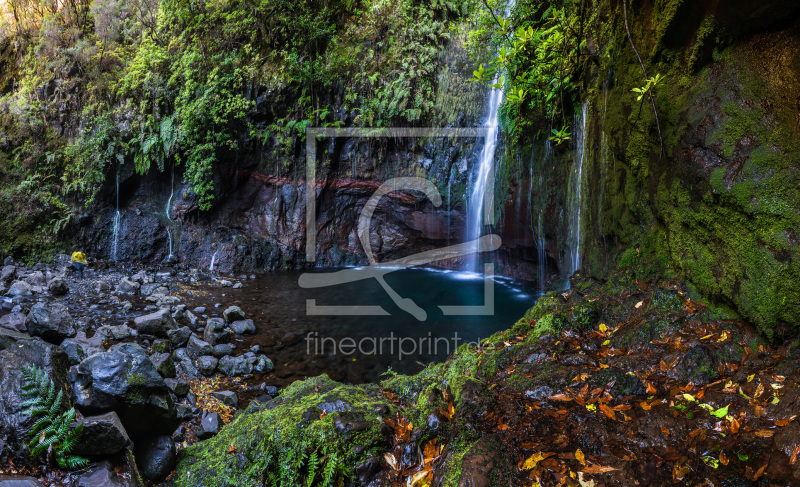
173, 375, 395, 487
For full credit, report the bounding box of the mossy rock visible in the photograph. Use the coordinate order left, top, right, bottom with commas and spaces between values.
173, 375, 394, 486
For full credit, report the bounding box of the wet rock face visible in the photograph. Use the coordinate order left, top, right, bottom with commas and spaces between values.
134, 435, 176, 481
133, 309, 177, 338
68, 342, 177, 438
71, 411, 131, 456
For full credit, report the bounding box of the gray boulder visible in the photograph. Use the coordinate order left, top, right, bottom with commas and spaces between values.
115, 278, 140, 295
150, 353, 176, 378
210, 390, 238, 408
203, 318, 231, 346
167, 326, 192, 347
0, 476, 42, 487
95, 324, 135, 341
133, 309, 177, 337
69, 342, 176, 437
164, 378, 189, 397
198, 412, 220, 439
195, 355, 218, 376
217, 355, 252, 376
0, 313, 26, 332
0, 265, 15, 284
5, 281, 32, 297
230, 319, 256, 335
60, 331, 104, 365
76, 460, 138, 487
186, 335, 212, 359
222, 305, 245, 323
92, 280, 111, 293
26, 302, 76, 344
23, 271, 46, 287
47, 277, 68, 296
212, 343, 234, 358
71, 411, 131, 456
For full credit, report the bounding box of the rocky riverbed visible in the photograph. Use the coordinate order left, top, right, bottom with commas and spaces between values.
0, 255, 283, 486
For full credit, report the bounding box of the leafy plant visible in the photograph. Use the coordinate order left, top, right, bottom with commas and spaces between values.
20, 366, 88, 469
549, 125, 572, 145
631, 73, 663, 101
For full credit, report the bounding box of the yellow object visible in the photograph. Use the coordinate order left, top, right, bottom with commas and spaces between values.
71, 251, 87, 264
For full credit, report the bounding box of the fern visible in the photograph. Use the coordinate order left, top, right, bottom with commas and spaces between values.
20, 366, 89, 469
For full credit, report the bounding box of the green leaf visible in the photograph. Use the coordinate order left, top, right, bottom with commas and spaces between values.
710, 404, 729, 418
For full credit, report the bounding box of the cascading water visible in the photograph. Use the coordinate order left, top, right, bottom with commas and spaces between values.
165, 164, 175, 260
209, 247, 220, 272
466, 3, 513, 270
566, 102, 588, 277
111, 170, 121, 261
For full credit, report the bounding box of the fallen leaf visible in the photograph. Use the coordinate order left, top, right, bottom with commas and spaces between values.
583, 464, 619, 474
790, 445, 800, 464
599, 404, 616, 420
754, 429, 774, 438
384, 452, 398, 470
227, 444, 236, 454
575, 448, 586, 466
774, 416, 795, 427
719, 451, 729, 466
549, 393, 573, 402
635, 301, 643, 309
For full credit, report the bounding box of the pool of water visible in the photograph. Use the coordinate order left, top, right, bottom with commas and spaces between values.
184, 267, 541, 384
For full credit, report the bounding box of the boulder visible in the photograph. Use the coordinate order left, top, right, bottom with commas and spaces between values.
26, 302, 76, 344
223, 306, 245, 323
195, 356, 218, 376
0, 265, 15, 284
47, 277, 69, 296
71, 411, 131, 456
69, 342, 177, 437
203, 318, 231, 346
230, 319, 256, 335
217, 355, 253, 377
5, 281, 32, 297
135, 435, 176, 481
198, 412, 220, 439
0, 476, 41, 487
76, 460, 138, 487
210, 390, 238, 408
139, 283, 161, 296
92, 280, 111, 293
133, 309, 177, 337
0, 336, 70, 448
0, 313, 26, 332
150, 352, 176, 378
212, 343, 234, 358
95, 324, 135, 341
164, 378, 189, 397
23, 271, 46, 287
253, 355, 274, 373
115, 278, 140, 295
186, 335, 212, 359
167, 326, 192, 347
60, 331, 105, 365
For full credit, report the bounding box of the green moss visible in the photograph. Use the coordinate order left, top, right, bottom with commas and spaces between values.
174, 375, 394, 487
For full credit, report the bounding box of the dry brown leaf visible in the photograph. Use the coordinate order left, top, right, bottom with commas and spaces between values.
790, 445, 800, 465
549, 393, 573, 402
583, 464, 619, 474
660, 425, 670, 436
719, 450, 729, 466
774, 416, 796, 427
599, 404, 616, 420
754, 429, 774, 437
575, 448, 586, 466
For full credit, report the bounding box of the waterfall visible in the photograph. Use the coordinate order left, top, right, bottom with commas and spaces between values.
165, 164, 175, 260
566, 102, 588, 277
535, 141, 551, 290
111, 170, 121, 261
209, 247, 220, 272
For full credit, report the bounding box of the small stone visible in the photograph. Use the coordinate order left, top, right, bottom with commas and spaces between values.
167, 326, 192, 347
115, 277, 140, 295
204, 318, 231, 346
186, 335, 213, 358
232, 282, 243, 289
219, 280, 232, 288
198, 412, 220, 439
47, 277, 69, 296
195, 355, 218, 376
164, 378, 190, 397
210, 390, 238, 408
212, 343, 234, 358
230, 319, 256, 335
193, 307, 206, 314
223, 306, 245, 323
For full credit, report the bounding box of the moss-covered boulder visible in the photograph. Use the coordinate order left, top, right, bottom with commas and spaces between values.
174, 375, 395, 487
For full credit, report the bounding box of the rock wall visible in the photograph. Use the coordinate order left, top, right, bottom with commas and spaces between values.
573, 0, 800, 338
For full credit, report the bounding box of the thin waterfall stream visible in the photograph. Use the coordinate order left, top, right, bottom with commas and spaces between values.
566, 101, 588, 278
111, 170, 121, 261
